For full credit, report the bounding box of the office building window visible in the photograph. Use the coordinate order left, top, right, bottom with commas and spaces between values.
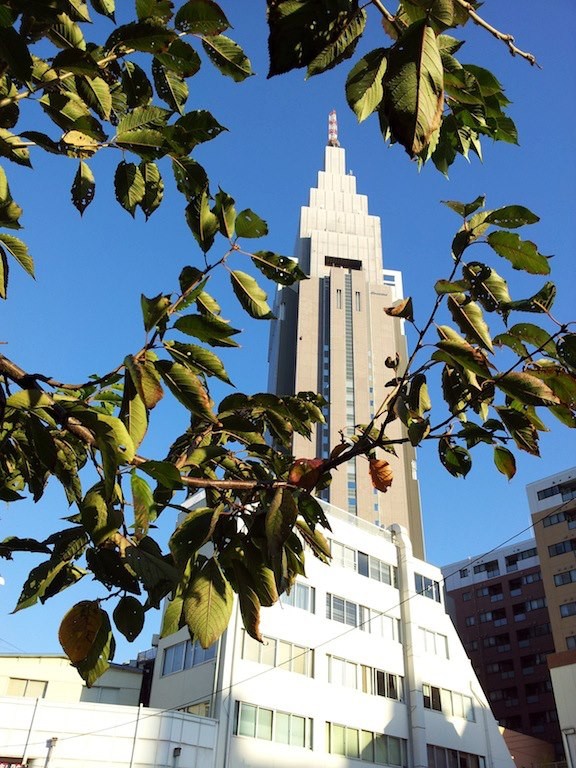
473, 560, 500, 577
280, 582, 315, 613
236, 702, 312, 748
327, 655, 404, 701
566, 635, 576, 650
326, 593, 401, 641
419, 627, 449, 658
355, 291, 361, 311
505, 548, 537, 571
162, 638, 216, 676
554, 568, 576, 586
7, 678, 47, 698
560, 601, 576, 618
548, 538, 576, 557
242, 631, 313, 676
325, 723, 407, 765
427, 745, 485, 768
415, 573, 442, 603
423, 684, 474, 721
459, 568, 469, 578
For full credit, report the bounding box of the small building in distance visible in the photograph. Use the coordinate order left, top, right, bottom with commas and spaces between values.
441, 539, 561, 756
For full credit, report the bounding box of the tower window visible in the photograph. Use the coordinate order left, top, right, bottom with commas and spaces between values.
355, 291, 361, 311
336, 289, 342, 309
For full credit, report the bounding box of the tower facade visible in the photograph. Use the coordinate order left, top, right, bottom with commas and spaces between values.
268, 114, 424, 558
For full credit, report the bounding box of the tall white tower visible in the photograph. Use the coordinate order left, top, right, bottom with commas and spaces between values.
268, 112, 424, 558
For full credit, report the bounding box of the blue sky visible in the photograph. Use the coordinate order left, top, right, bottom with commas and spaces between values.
0, 1, 575, 660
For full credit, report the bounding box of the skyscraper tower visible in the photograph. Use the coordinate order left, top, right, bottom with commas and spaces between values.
268, 112, 425, 558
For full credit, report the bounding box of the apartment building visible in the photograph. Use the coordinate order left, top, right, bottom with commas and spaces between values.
442, 540, 561, 754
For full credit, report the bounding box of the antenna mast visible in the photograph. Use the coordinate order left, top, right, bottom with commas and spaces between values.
328, 110, 340, 147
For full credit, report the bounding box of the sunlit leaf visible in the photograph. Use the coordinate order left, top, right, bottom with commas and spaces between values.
346, 48, 387, 122
71, 160, 95, 215
202, 34, 253, 82
183, 558, 233, 648
230, 270, 274, 319
493, 446, 516, 479
487, 231, 550, 275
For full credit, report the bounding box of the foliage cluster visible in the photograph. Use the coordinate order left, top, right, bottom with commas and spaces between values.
0, 0, 573, 684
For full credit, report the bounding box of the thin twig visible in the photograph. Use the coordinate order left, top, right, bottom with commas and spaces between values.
453, 0, 539, 67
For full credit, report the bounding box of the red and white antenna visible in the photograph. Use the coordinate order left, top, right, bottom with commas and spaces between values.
328, 110, 340, 147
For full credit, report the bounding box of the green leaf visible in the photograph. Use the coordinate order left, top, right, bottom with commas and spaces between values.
155, 39, 201, 77
495, 323, 557, 357
172, 109, 227, 151
433, 339, 491, 378
113, 595, 145, 642
251, 251, 307, 286
235, 209, 268, 238
213, 188, 236, 238
71, 160, 95, 215
169, 507, 216, 565
138, 161, 164, 219
120, 370, 148, 449
265, 488, 298, 559
463, 262, 512, 314
443, 195, 485, 218
131, 471, 155, 537
106, 21, 176, 54
0, 234, 34, 277
202, 34, 253, 82
345, 48, 387, 122
165, 341, 232, 384
47, 12, 86, 50
237, 583, 262, 642
487, 231, 550, 275
267, 0, 363, 77
174, 312, 241, 347
60, 601, 115, 686
485, 205, 539, 228
0, 128, 31, 167
183, 558, 233, 648
80, 484, 122, 545
307, 9, 366, 78
438, 437, 471, 477
140, 292, 170, 332
185, 190, 219, 252
172, 157, 208, 198
90, 0, 115, 20
155, 360, 217, 422
382, 21, 443, 157
136, 0, 172, 22
6, 389, 53, 410
557, 334, 576, 370
0, 27, 34, 82
495, 407, 540, 456
230, 270, 274, 320
13, 558, 69, 612
175, 0, 230, 34
121, 61, 154, 108
493, 445, 516, 479
502, 282, 556, 314
496, 372, 560, 406
447, 294, 493, 352
114, 161, 145, 216
152, 58, 188, 113
138, 460, 183, 489
76, 75, 112, 120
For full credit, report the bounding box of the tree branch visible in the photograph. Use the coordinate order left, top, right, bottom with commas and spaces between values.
453, 0, 539, 66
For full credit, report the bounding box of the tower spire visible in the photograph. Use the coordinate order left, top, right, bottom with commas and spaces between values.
328, 109, 340, 147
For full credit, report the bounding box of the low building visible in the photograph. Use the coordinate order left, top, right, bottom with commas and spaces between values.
149, 496, 514, 768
